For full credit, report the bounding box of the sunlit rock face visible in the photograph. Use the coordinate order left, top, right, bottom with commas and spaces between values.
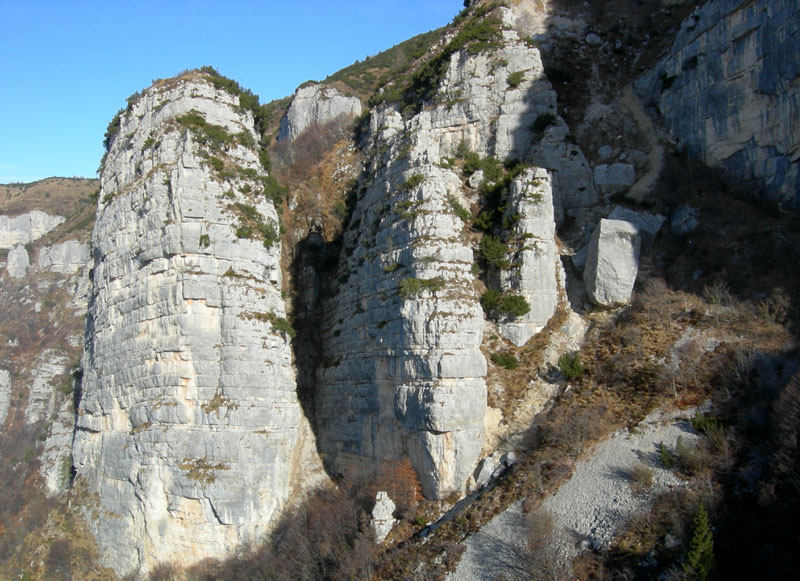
314, 8, 573, 499
72, 73, 303, 576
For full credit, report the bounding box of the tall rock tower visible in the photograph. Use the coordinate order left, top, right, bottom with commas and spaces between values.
72, 71, 305, 575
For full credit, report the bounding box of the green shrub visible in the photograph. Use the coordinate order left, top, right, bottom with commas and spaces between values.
534, 113, 556, 132
176, 111, 234, 150
498, 294, 530, 317
207, 156, 224, 172
399, 277, 445, 298
480, 288, 501, 313
491, 351, 519, 370
659, 441, 673, 469
507, 71, 525, 88
199, 234, 211, 248
403, 173, 425, 191
268, 314, 296, 339
558, 352, 585, 379
480, 235, 511, 269
447, 195, 472, 224
691, 410, 721, 436
480, 289, 530, 318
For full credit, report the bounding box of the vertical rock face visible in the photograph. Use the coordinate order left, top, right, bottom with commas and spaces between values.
0, 369, 9, 425
37, 240, 90, 273
498, 168, 561, 346
640, 0, 800, 206
316, 160, 487, 498
72, 73, 303, 575
5, 245, 29, 278
278, 83, 363, 141
0, 211, 65, 248
315, 8, 576, 498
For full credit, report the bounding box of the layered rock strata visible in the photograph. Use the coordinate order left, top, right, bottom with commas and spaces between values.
0, 210, 64, 248
640, 0, 800, 205
72, 74, 304, 575
316, 160, 487, 498
315, 7, 580, 498
498, 168, 562, 346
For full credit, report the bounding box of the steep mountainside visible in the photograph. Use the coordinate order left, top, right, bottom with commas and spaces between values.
0, 0, 798, 578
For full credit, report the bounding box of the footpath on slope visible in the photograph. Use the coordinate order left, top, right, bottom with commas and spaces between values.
450, 406, 699, 580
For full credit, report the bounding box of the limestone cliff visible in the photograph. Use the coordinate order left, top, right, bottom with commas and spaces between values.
314, 6, 576, 498
72, 73, 310, 575
639, 0, 799, 205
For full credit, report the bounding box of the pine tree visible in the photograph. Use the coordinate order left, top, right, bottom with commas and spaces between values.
682, 502, 715, 580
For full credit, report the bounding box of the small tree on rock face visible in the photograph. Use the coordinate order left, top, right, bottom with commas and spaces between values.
682, 502, 714, 580
373, 458, 423, 518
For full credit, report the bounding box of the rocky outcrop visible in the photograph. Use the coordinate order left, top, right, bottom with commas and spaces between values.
72, 73, 308, 575
594, 163, 636, 196
316, 160, 487, 498
314, 7, 580, 499
6, 245, 29, 278
0, 369, 9, 425
498, 168, 562, 346
24, 350, 69, 424
639, 0, 800, 206
409, 8, 598, 223
583, 219, 641, 308
278, 83, 363, 141
38, 240, 89, 273
0, 211, 64, 248
607, 206, 665, 252
371, 491, 397, 543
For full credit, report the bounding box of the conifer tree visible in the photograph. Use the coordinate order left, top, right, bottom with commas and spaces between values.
682, 502, 715, 580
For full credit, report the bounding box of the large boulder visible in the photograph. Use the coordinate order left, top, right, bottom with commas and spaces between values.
594, 163, 636, 195
583, 219, 641, 307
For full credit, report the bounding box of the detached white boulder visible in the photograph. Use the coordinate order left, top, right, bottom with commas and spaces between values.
584, 219, 641, 307
371, 491, 397, 543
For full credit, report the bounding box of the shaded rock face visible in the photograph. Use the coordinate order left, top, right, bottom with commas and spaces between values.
583, 219, 641, 307
0, 210, 64, 248
278, 83, 363, 141
72, 75, 303, 575
639, 0, 800, 206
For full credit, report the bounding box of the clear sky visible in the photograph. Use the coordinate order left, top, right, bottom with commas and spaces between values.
0, 0, 461, 184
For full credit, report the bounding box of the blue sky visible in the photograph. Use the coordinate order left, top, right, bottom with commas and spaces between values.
0, 0, 461, 183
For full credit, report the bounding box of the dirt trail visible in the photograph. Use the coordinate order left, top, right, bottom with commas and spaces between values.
622, 85, 665, 201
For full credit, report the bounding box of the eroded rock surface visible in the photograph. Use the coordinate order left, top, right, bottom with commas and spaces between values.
583, 219, 641, 307
278, 83, 363, 141
72, 73, 306, 575
498, 168, 562, 346
0, 211, 64, 248
640, 0, 800, 206
38, 240, 89, 273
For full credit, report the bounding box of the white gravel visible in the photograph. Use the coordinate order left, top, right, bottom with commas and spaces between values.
450, 407, 699, 580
